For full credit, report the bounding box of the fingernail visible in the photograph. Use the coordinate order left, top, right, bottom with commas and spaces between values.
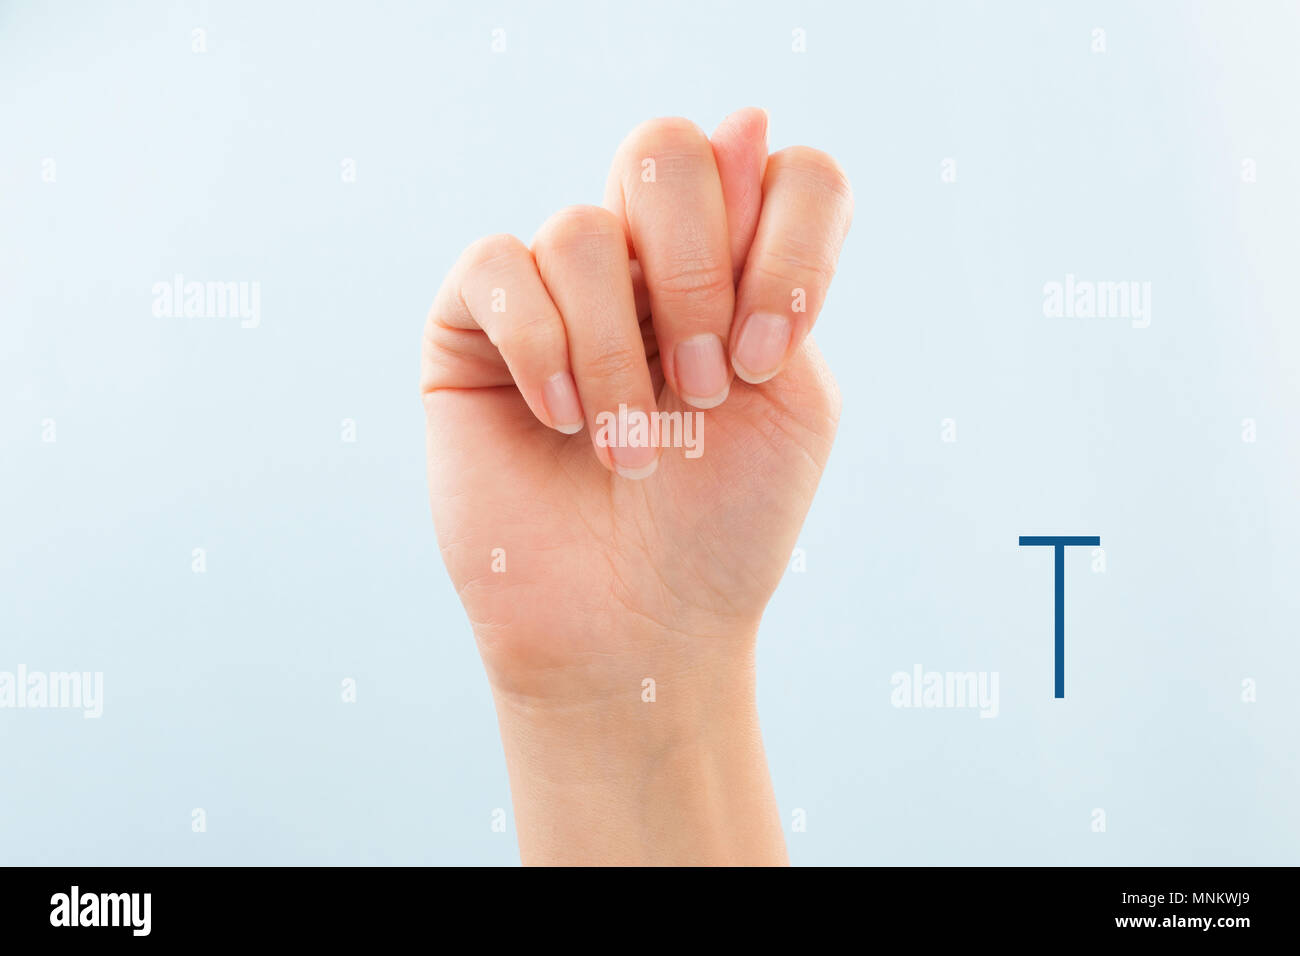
612, 456, 658, 480
610, 445, 658, 479
674, 334, 730, 409
542, 372, 584, 434
732, 313, 792, 384
608, 413, 659, 480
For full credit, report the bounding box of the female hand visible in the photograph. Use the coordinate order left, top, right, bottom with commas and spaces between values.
421, 108, 853, 865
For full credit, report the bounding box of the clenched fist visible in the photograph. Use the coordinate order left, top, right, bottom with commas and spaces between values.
421, 109, 852, 865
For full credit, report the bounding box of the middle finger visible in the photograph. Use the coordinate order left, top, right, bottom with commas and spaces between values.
605, 117, 734, 410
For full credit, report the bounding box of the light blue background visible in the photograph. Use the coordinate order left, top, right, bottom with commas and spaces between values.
2, 0, 1296, 865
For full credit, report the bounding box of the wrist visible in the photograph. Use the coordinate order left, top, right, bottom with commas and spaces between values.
485, 632, 787, 866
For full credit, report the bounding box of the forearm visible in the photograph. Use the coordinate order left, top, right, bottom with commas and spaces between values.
488, 644, 788, 866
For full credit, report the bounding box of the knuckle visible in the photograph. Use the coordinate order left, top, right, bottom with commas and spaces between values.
620, 116, 712, 178
754, 235, 839, 288
580, 342, 645, 382
784, 339, 842, 428
534, 205, 624, 261
769, 146, 854, 210
815, 372, 843, 426
463, 233, 528, 274
650, 256, 734, 306
501, 311, 562, 356
623, 116, 709, 156
809, 350, 843, 420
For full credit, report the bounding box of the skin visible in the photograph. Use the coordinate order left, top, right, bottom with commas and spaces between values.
421, 109, 853, 865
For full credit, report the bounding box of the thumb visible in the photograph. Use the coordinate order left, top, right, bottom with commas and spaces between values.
710, 107, 769, 281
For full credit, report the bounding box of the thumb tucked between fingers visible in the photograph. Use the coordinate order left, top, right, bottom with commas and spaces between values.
710, 107, 769, 281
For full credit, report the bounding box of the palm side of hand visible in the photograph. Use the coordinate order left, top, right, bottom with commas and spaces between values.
422, 110, 851, 690
425, 339, 838, 684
